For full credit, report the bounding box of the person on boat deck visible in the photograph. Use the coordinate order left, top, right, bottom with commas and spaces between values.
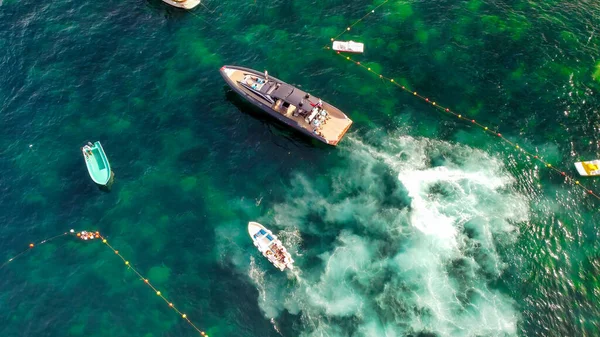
310, 99, 323, 108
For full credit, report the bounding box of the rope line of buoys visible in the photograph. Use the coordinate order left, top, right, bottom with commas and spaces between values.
0, 232, 69, 271
99, 234, 209, 337
185, 9, 211, 23
324, 0, 390, 48
0, 230, 209, 337
199, 1, 216, 13
324, 4, 600, 202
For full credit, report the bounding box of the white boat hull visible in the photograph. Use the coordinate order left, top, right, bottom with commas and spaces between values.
82, 141, 113, 187
248, 222, 294, 271
332, 40, 364, 53
162, 0, 200, 9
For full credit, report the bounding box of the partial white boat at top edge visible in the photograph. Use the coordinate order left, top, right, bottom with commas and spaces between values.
248, 222, 294, 271
162, 0, 201, 9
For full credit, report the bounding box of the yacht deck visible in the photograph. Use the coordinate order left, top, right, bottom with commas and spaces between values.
222, 67, 353, 145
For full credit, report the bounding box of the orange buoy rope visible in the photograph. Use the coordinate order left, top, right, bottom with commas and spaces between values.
324, 0, 390, 48
325, 3, 600, 202
99, 235, 209, 336
1, 230, 210, 336
0, 232, 69, 270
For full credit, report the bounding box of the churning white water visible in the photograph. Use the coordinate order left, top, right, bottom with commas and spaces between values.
246, 134, 530, 336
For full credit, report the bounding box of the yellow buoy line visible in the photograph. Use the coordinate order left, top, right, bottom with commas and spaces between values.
0, 230, 210, 337
326, 0, 390, 46
325, 1, 600, 202
99, 234, 209, 336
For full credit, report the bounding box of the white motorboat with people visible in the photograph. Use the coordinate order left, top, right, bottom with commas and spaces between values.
248, 221, 294, 271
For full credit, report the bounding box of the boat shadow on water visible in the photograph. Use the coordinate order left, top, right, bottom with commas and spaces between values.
223, 87, 331, 150
97, 172, 115, 192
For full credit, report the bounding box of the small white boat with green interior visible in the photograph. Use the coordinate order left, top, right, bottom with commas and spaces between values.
82, 141, 114, 188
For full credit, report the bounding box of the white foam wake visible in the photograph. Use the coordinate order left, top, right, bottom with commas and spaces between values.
246, 133, 529, 337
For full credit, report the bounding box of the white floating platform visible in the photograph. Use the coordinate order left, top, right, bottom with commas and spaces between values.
574, 160, 600, 176
332, 40, 365, 53
162, 0, 200, 9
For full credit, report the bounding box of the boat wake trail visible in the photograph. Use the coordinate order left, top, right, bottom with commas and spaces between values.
247, 132, 530, 337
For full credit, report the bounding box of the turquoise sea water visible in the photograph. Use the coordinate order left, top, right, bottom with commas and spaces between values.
1, 0, 600, 336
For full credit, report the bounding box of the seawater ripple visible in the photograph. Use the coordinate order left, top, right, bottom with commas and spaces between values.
0, 0, 599, 336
